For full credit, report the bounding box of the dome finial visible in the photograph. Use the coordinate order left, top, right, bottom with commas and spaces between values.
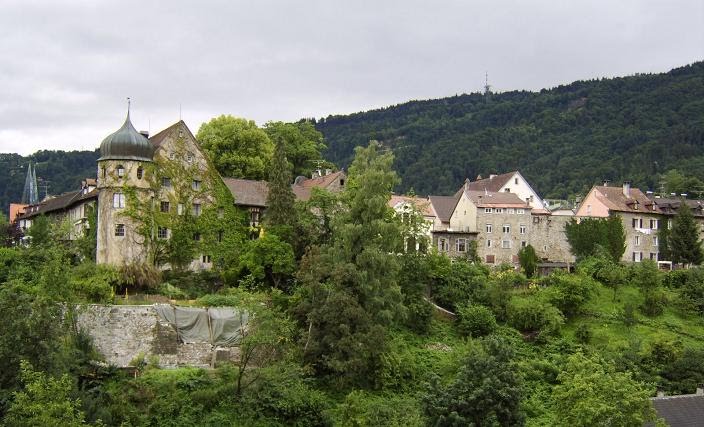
126, 97, 131, 118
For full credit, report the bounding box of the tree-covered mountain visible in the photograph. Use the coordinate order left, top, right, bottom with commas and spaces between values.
0, 150, 99, 217
316, 62, 704, 199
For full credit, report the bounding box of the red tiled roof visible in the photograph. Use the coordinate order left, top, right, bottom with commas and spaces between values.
464, 190, 531, 208
17, 188, 98, 220
462, 171, 517, 193
592, 185, 652, 214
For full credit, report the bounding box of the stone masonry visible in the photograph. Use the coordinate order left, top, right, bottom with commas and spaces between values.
76, 305, 240, 369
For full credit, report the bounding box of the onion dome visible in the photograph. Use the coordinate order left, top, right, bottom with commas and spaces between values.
98, 108, 154, 162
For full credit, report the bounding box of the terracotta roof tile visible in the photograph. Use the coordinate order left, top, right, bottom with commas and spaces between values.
300, 171, 345, 188
429, 195, 460, 222
464, 190, 531, 208
463, 171, 517, 193
593, 185, 652, 213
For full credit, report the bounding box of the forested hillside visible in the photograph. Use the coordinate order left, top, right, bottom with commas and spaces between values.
0, 150, 99, 216
317, 62, 704, 198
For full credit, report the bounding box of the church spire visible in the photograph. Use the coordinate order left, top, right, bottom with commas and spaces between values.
22, 162, 38, 205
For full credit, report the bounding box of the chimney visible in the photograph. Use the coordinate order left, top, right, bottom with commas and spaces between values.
525, 197, 530, 206
312, 169, 322, 179
623, 181, 631, 198
139, 130, 149, 138
464, 178, 470, 192
602, 180, 610, 187
697, 383, 704, 396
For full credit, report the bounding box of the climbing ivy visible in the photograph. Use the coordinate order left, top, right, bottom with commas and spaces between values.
118, 131, 247, 270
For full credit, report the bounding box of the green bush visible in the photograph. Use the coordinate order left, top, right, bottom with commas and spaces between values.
330, 390, 425, 427
429, 256, 490, 312
542, 272, 595, 317
488, 270, 527, 321
574, 323, 592, 344
507, 298, 563, 341
664, 267, 704, 314
70, 263, 119, 303
641, 288, 668, 317
456, 304, 497, 337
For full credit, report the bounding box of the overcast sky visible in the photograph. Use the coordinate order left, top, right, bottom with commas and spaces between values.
0, 0, 702, 155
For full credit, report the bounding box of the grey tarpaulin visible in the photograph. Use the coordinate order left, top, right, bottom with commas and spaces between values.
154, 305, 248, 347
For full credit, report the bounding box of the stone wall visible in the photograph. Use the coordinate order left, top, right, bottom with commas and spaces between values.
529, 214, 575, 263
76, 305, 239, 369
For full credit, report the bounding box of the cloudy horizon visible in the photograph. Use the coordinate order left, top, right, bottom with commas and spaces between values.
1, 0, 702, 155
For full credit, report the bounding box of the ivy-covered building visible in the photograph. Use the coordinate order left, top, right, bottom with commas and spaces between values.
95, 109, 242, 270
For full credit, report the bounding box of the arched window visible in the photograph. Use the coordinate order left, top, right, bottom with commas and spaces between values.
137, 167, 143, 179
116, 165, 125, 177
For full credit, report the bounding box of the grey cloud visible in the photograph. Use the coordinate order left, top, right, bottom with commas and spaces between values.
0, 0, 702, 154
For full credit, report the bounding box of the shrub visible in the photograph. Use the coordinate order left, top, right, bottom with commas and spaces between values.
574, 323, 592, 344
331, 390, 425, 427
542, 272, 596, 317
488, 270, 527, 321
507, 298, 563, 341
119, 262, 162, 291
429, 256, 490, 311
622, 302, 638, 327
641, 288, 668, 317
664, 267, 704, 314
456, 304, 497, 337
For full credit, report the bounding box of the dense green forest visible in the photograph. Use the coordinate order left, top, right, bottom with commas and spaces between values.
0, 151, 99, 216
316, 62, 704, 198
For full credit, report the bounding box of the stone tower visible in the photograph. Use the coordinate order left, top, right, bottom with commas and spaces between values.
96, 107, 155, 265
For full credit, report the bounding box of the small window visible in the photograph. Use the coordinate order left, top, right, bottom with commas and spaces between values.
192, 180, 202, 191
486, 239, 492, 248
632, 251, 642, 262
502, 240, 511, 249
486, 224, 493, 233
101, 167, 106, 178
650, 252, 658, 260
193, 232, 201, 241
438, 238, 449, 252
137, 167, 143, 179
162, 177, 172, 188
503, 224, 511, 233
169, 152, 175, 160
202, 255, 211, 263
495, 208, 503, 214
340, 179, 345, 186
533, 216, 541, 224
217, 230, 224, 242
186, 152, 194, 163
650, 219, 659, 229
514, 177, 519, 185
517, 209, 525, 215
250, 208, 260, 226
456, 238, 467, 252
507, 208, 515, 214
653, 236, 658, 246
486, 254, 495, 264
116, 165, 125, 177
158, 227, 168, 239
521, 241, 527, 248
505, 188, 510, 193
192, 203, 202, 217
114, 224, 125, 236
519, 224, 526, 234
160, 201, 170, 213
177, 203, 184, 215
634, 235, 641, 246
485, 208, 492, 214
113, 193, 125, 209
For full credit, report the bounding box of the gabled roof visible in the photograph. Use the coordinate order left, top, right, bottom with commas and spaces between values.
17, 188, 98, 220
148, 120, 196, 148
654, 198, 704, 217
388, 195, 435, 217
648, 394, 704, 427
429, 195, 460, 222
299, 170, 345, 188
590, 185, 653, 214
464, 190, 531, 208
222, 178, 269, 208
461, 171, 517, 193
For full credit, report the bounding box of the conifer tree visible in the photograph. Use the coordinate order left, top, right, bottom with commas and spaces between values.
669, 203, 703, 266
265, 136, 296, 230
296, 141, 404, 385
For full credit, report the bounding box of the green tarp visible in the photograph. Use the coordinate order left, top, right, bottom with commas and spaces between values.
154, 305, 248, 347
